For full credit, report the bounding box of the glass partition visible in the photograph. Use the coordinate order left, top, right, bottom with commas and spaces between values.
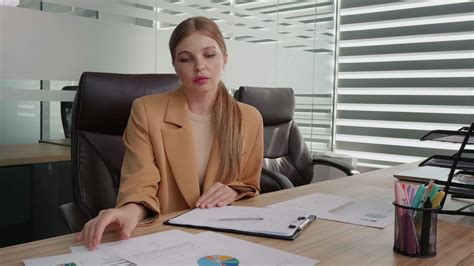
0, 0, 338, 153
0, 79, 40, 144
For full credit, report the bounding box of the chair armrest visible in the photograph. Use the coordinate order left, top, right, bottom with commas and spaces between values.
312, 156, 360, 176
59, 202, 91, 233
260, 168, 294, 193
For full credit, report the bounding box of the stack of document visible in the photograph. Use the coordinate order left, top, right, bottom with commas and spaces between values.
394, 166, 463, 184
166, 206, 316, 239
269, 193, 393, 229
394, 166, 474, 188
24, 230, 318, 265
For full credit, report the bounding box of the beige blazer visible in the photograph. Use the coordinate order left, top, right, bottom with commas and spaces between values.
116, 87, 263, 219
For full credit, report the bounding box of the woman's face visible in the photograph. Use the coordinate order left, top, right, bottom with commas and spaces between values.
173, 32, 227, 95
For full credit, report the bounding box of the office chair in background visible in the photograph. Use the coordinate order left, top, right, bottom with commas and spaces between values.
60, 86, 78, 139
60, 72, 180, 233
234, 86, 359, 193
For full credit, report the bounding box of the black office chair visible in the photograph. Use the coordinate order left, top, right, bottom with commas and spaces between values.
60, 72, 180, 233
234, 86, 359, 193
60, 86, 78, 139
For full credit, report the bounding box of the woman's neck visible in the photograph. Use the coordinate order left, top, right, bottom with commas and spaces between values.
184, 89, 218, 115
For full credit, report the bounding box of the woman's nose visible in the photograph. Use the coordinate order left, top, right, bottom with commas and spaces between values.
195, 60, 205, 72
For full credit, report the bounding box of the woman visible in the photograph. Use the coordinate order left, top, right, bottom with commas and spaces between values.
78, 16, 263, 250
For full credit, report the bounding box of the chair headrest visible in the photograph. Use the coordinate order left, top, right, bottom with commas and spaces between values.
235, 86, 295, 126
73, 72, 180, 135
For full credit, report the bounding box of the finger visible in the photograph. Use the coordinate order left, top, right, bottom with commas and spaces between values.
206, 192, 229, 208
202, 188, 227, 208
89, 222, 101, 250
208, 186, 237, 208
216, 187, 238, 207
196, 183, 223, 207
83, 221, 90, 248
217, 197, 234, 207
107, 221, 121, 231
196, 183, 221, 207
76, 229, 84, 241
84, 220, 95, 250
205, 185, 238, 208
86, 217, 103, 250
120, 219, 136, 240
199, 188, 225, 208
92, 212, 114, 248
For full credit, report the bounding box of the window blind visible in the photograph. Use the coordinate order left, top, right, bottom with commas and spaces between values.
336, 0, 474, 169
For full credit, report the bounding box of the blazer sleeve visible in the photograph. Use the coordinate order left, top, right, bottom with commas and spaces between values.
226, 109, 263, 199
116, 98, 161, 223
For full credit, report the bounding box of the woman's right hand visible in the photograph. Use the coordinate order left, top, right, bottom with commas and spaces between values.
76, 203, 146, 250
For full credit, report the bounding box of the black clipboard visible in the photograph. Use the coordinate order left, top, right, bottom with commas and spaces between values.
164, 211, 316, 241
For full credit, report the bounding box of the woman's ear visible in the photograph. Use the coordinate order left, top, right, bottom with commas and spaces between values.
223, 53, 228, 69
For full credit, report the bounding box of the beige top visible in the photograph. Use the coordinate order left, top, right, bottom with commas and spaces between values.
189, 111, 214, 190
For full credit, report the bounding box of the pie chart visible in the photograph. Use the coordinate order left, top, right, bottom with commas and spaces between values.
197, 255, 240, 266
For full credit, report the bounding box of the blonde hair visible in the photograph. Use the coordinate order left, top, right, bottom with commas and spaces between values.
169, 17, 242, 183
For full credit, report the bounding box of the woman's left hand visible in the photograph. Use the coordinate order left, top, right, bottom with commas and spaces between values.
196, 182, 238, 208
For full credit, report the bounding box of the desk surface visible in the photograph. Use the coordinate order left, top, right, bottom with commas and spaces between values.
0, 143, 70, 167
1, 162, 473, 265
38, 138, 71, 147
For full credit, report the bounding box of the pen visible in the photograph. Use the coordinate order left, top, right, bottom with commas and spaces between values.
401, 183, 410, 205
420, 199, 432, 255
288, 215, 316, 230
422, 181, 434, 204
218, 217, 264, 221
411, 184, 425, 208
431, 191, 445, 208
428, 184, 440, 202
403, 212, 417, 255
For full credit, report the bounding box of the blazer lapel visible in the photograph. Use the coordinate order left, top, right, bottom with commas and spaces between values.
161, 88, 200, 208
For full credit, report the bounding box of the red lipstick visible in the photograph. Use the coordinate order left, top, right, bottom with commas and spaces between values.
193, 76, 209, 85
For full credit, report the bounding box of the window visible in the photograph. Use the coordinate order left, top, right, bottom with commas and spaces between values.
336, 0, 474, 169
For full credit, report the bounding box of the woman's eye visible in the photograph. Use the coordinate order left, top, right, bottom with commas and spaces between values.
179, 58, 191, 63
205, 54, 216, 58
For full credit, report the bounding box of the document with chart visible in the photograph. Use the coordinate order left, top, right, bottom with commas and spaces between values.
98, 230, 318, 265
24, 229, 318, 265
269, 193, 393, 228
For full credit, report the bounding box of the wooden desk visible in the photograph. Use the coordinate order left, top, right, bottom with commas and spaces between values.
0, 143, 72, 246
1, 162, 473, 265
0, 143, 70, 167
38, 138, 71, 147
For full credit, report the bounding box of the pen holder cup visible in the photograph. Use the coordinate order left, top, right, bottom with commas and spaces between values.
393, 202, 440, 258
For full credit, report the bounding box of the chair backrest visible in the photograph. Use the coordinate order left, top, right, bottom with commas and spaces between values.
61, 86, 78, 138
71, 72, 180, 218
234, 86, 314, 190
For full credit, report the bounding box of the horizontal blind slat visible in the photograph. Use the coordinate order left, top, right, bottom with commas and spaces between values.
336, 1, 474, 169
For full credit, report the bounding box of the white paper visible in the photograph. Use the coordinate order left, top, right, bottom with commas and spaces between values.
100, 229, 318, 265
70, 245, 135, 265
23, 249, 131, 266
167, 206, 312, 236
98, 229, 194, 263
69, 245, 88, 253
24, 230, 191, 266
269, 193, 394, 228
